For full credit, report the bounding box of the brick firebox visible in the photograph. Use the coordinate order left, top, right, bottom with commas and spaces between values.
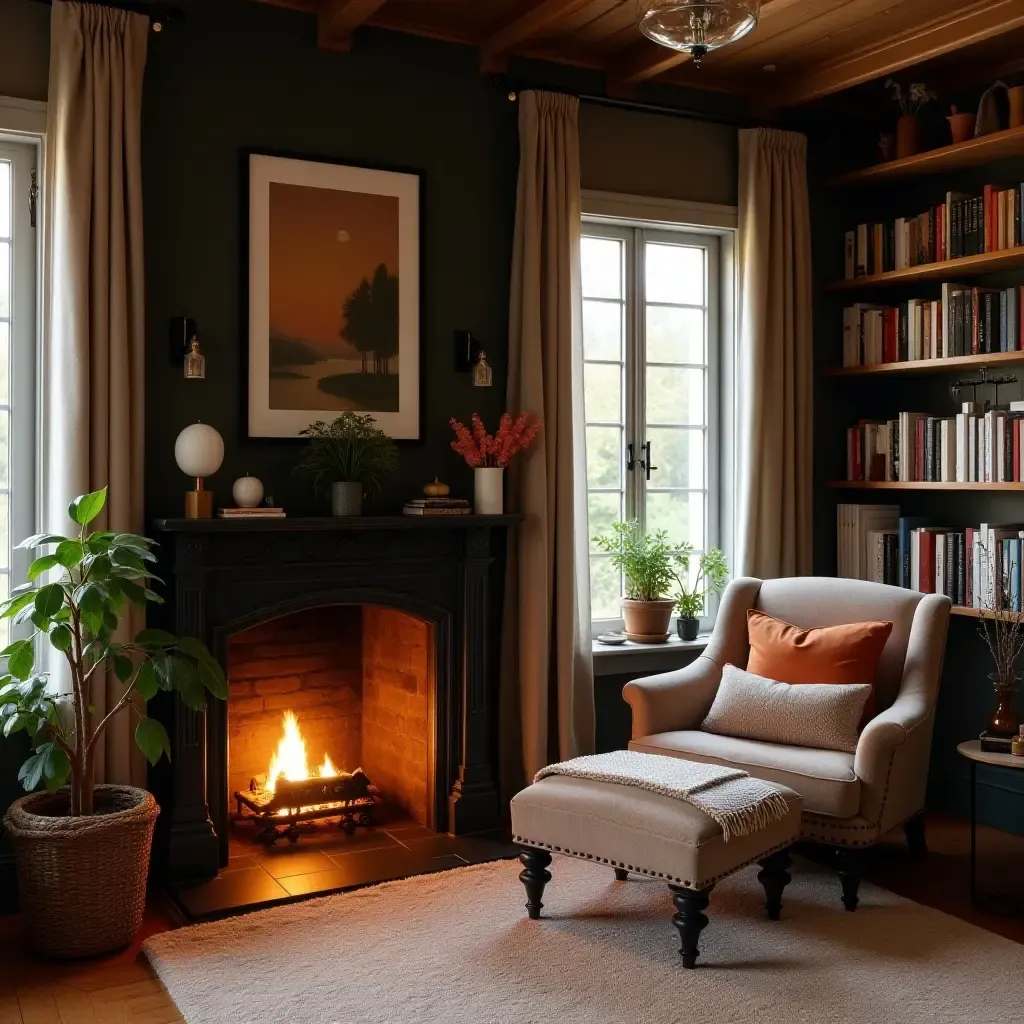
227, 605, 432, 825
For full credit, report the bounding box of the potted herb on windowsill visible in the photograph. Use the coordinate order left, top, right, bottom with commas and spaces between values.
0, 488, 227, 958
674, 547, 729, 642
297, 413, 399, 517
593, 520, 680, 642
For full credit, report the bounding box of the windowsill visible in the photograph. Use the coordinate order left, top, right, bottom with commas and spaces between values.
591, 633, 710, 678
592, 634, 710, 658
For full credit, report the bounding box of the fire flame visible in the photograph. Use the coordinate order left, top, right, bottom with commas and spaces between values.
266, 711, 339, 795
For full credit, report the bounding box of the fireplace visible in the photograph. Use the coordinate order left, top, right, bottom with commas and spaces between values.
149, 516, 517, 889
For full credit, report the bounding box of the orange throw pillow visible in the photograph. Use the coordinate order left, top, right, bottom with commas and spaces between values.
745, 609, 893, 724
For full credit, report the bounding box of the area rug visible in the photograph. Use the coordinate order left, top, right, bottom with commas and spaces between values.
145, 855, 1023, 1024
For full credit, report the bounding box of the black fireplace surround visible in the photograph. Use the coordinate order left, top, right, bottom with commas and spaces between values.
149, 516, 517, 882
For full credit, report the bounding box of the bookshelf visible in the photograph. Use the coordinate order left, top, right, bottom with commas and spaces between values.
823, 351, 1024, 377
950, 605, 1024, 622
826, 248, 1024, 291
827, 481, 1024, 491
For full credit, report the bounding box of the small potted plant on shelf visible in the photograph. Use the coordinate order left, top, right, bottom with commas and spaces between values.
297, 412, 399, 516
886, 78, 937, 159
673, 546, 729, 642
449, 412, 542, 515
0, 487, 227, 958
593, 520, 680, 642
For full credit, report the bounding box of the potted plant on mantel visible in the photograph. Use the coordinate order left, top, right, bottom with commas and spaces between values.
0, 488, 227, 958
593, 520, 680, 642
674, 546, 729, 642
297, 412, 399, 516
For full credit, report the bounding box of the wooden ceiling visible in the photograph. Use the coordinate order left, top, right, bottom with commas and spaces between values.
253, 0, 1024, 108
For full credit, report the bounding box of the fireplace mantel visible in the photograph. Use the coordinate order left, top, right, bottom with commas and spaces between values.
149, 515, 519, 882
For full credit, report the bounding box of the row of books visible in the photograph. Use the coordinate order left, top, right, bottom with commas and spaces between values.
843, 184, 1024, 278
841, 284, 1024, 367
217, 507, 286, 518
402, 498, 470, 516
846, 403, 1024, 484
838, 505, 1023, 611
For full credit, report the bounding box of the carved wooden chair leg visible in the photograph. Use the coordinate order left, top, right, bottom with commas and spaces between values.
757, 848, 793, 920
835, 847, 864, 912
614, 868, 629, 881
904, 812, 927, 859
518, 847, 552, 920
669, 885, 713, 969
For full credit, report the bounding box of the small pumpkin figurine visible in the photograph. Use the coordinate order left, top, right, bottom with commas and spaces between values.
424, 478, 450, 498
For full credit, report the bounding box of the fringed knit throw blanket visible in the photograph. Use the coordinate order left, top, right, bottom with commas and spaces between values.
534, 751, 790, 842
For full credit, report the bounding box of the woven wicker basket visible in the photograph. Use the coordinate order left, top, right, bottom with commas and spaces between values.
4, 785, 159, 959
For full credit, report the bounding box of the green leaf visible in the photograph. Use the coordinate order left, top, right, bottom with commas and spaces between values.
1, 592, 37, 620
3, 711, 30, 737
110, 547, 145, 571
30, 610, 52, 633
27, 555, 61, 582
135, 660, 158, 700
69, 487, 107, 526
14, 533, 67, 551
49, 624, 73, 653
54, 539, 85, 569
39, 742, 71, 791
103, 610, 119, 633
34, 584, 65, 619
112, 654, 133, 683
18, 750, 45, 791
86, 554, 113, 583
118, 579, 147, 607
3, 639, 34, 680
143, 590, 165, 605
85, 532, 115, 554
136, 628, 178, 647
135, 716, 171, 766
198, 658, 228, 700
78, 585, 106, 635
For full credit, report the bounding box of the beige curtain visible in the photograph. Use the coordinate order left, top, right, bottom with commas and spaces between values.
42, 1, 149, 786
501, 91, 595, 795
736, 127, 813, 579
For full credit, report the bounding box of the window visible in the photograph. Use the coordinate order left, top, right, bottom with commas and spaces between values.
0, 139, 38, 647
582, 223, 721, 628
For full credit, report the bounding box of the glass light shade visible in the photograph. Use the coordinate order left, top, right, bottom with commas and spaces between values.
638, 0, 760, 65
174, 422, 225, 479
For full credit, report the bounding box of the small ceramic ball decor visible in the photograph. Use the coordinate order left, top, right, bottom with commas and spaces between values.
232, 475, 264, 508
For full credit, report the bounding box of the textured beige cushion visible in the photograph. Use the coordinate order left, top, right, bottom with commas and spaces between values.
510, 774, 802, 891
701, 664, 870, 754
629, 731, 861, 818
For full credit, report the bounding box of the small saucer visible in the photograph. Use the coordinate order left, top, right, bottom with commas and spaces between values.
596, 632, 628, 646
623, 631, 671, 644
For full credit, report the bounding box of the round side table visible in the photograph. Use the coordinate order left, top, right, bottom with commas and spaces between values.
957, 739, 1024, 917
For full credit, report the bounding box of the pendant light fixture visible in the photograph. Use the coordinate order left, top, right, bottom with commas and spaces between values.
637, 0, 761, 66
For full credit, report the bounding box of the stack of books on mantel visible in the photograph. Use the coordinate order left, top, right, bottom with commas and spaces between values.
217, 506, 286, 519
403, 498, 470, 517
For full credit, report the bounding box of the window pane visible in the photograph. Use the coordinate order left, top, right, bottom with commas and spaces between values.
646, 243, 703, 305
584, 363, 621, 423
0, 411, 8, 489
583, 300, 622, 361
647, 427, 705, 489
0, 242, 8, 318
646, 367, 704, 425
590, 555, 621, 620
0, 574, 8, 649
647, 491, 705, 550
0, 162, 9, 238
0, 322, 8, 405
647, 306, 705, 364
586, 426, 621, 489
582, 237, 622, 300
0, 493, 8, 571
589, 492, 622, 552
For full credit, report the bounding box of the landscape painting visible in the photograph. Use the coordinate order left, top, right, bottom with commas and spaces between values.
248, 153, 421, 439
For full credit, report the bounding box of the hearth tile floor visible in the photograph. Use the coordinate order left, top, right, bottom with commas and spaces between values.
172, 823, 519, 921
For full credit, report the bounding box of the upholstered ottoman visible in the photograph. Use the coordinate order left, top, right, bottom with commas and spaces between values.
510, 758, 803, 968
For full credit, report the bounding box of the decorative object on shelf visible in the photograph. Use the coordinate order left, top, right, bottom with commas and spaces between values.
0, 487, 226, 957
877, 132, 894, 162
1010, 86, 1024, 130
886, 79, 936, 159
246, 152, 422, 440
947, 105, 976, 145
974, 542, 1023, 739
174, 421, 224, 519
296, 412, 399, 517
232, 474, 265, 508
1012, 726, 1024, 756
637, 0, 760, 67
403, 497, 470, 517
472, 350, 494, 388
450, 412, 542, 516
596, 632, 628, 646
592, 520, 684, 642
976, 81, 1009, 136
674, 547, 729, 641
218, 506, 286, 519
423, 477, 450, 498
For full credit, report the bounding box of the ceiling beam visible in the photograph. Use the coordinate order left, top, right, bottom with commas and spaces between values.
480, 0, 600, 72
318, 0, 388, 51
766, 0, 1024, 109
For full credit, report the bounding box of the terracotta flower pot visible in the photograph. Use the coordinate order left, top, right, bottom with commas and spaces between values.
896, 114, 923, 159
1011, 86, 1024, 129
947, 112, 976, 144
621, 598, 674, 641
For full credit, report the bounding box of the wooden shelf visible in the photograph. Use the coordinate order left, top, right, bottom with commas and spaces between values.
827, 481, 1024, 491
823, 351, 1024, 377
827, 125, 1024, 188
950, 605, 1024, 622
826, 248, 1024, 291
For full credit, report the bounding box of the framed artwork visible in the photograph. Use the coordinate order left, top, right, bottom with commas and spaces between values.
246, 152, 422, 439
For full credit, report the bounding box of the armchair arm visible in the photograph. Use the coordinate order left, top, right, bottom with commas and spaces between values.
623, 655, 723, 739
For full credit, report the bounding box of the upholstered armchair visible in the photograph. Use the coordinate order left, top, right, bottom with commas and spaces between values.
623, 576, 951, 910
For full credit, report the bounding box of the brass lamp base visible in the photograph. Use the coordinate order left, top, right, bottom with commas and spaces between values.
185, 484, 213, 519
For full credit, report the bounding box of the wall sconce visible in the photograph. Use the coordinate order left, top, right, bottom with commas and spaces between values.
454, 330, 492, 387
170, 316, 206, 380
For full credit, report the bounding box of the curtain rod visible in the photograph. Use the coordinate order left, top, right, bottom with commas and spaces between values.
28, 0, 184, 28
499, 78, 759, 129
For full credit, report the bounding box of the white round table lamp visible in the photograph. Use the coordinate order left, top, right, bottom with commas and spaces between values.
174, 422, 224, 519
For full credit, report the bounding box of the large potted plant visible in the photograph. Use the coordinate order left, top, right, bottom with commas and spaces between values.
674, 546, 729, 641
297, 413, 399, 516
0, 488, 226, 958
593, 520, 679, 641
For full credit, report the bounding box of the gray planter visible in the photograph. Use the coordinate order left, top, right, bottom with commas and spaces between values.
331, 481, 363, 517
